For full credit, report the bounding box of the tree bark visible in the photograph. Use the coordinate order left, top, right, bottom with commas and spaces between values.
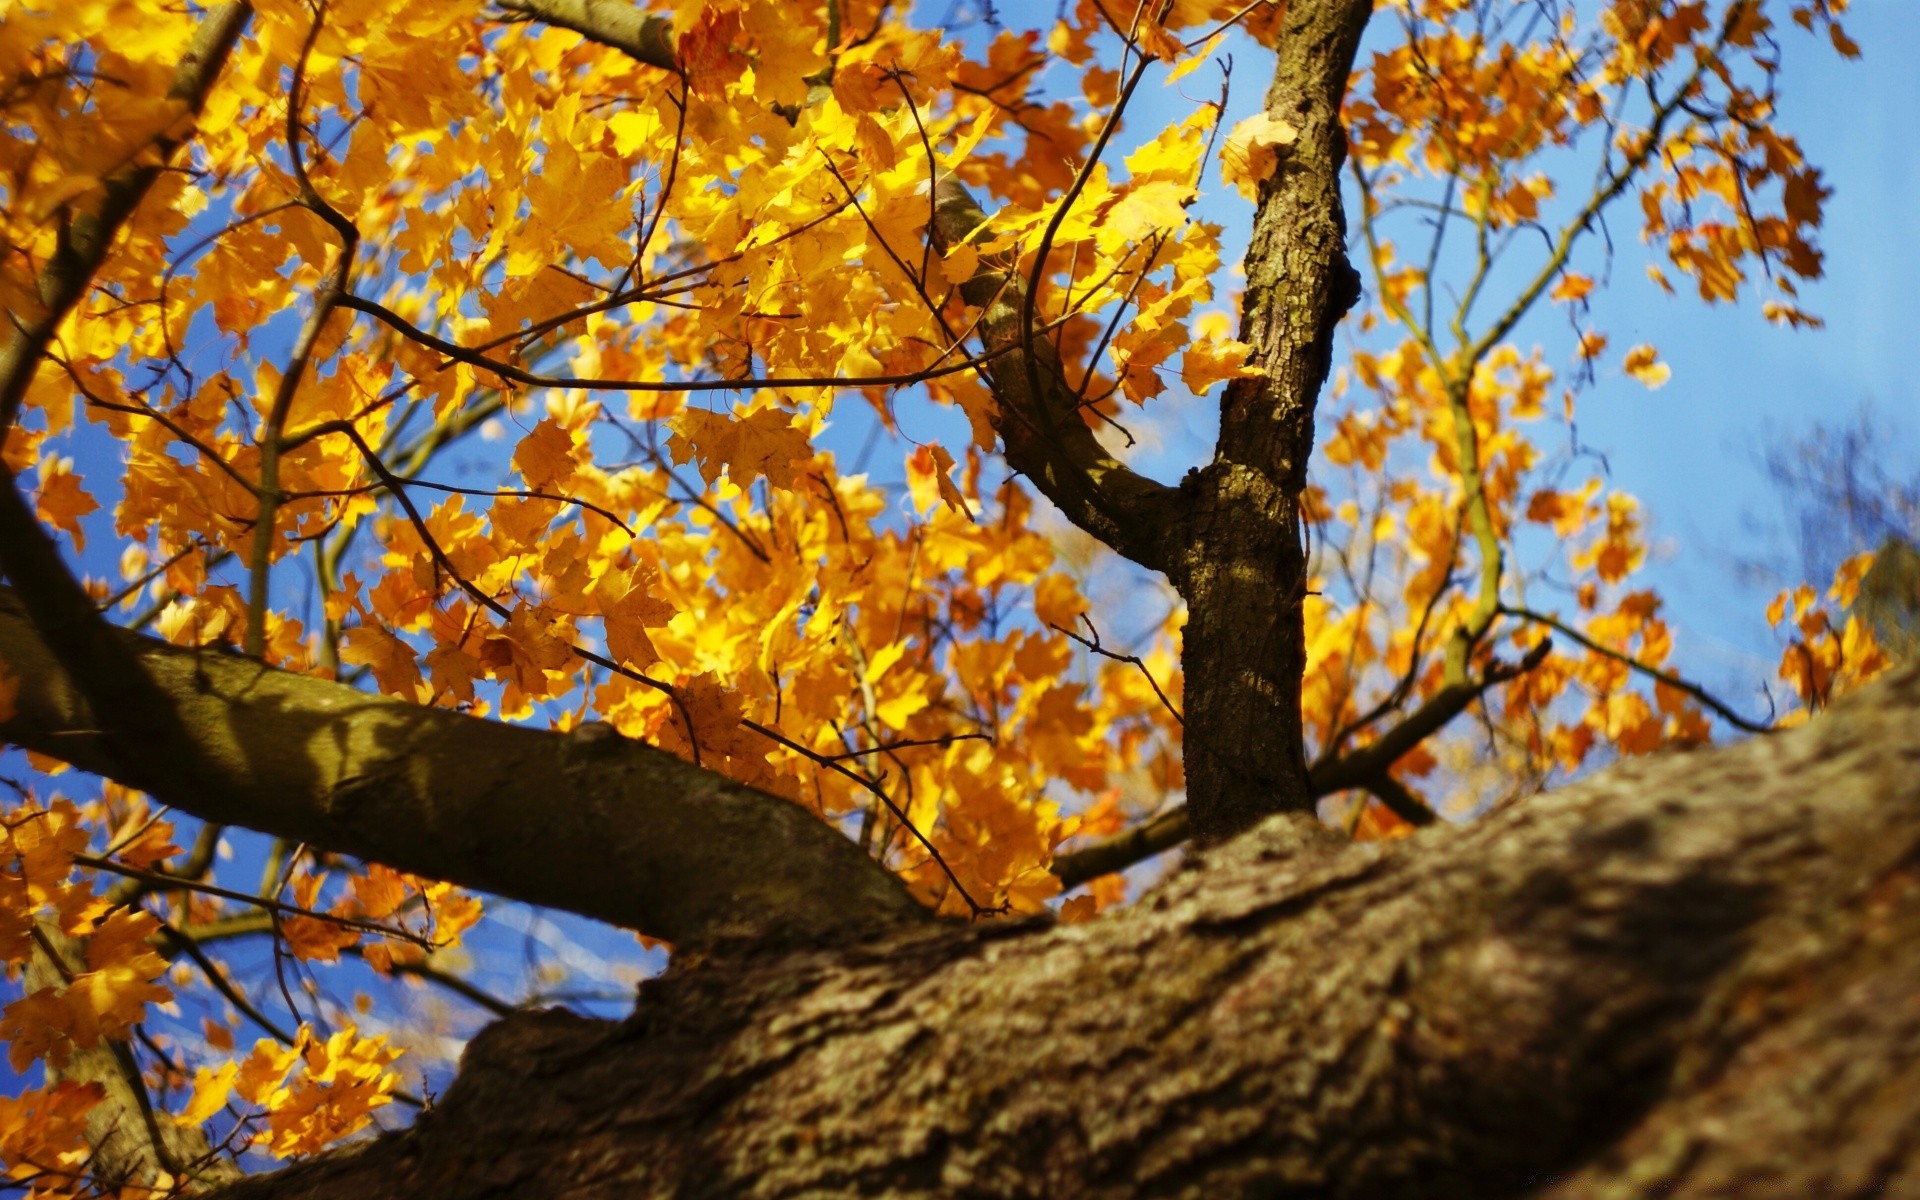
1172, 0, 1371, 844
199, 663, 1920, 1200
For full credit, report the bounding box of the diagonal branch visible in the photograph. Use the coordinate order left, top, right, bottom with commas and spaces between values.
929, 177, 1186, 573
493, 0, 678, 72
1308, 639, 1554, 796
0, 586, 927, 945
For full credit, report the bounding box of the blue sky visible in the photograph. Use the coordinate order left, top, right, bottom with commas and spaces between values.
1577, 2, 1920, 691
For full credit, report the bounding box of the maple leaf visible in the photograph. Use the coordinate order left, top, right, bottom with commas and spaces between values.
340, 623, 425, 699
1550, 273, 1595, 303
1099, 180, 1190, 255
676, 6, 749, 93
667, 407, 814, 491
111, 817, 180, 871
1220, 113, 1298, 200
595, 564, 675, 672
33, 461, 99, 551
349, 865, 410, 921
1181, 334, 1260, 395
512, 417, 580, 491
181, 1061, 240, 1126
907, 445, 970, 517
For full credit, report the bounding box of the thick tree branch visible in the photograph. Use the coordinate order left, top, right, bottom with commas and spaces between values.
0, 588, 927, 945
1052, 806, 1191, 891
203, 663, 1920, 1199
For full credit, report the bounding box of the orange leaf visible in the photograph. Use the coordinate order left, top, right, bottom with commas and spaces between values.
34, 462, 98, 551
1621, 344, 1671, 389
512, 417, 579, 491
1220, 113, 1298, 200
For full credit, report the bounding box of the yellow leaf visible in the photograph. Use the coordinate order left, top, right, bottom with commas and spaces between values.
1100, 179, 1190, 251
939, 244, 980, 285
907, 444, 970, 516
340, 624, 425, 699
34, 461, 99, 551
874, 688, 929, 731
1621, 344, 1671, 389
1220, 113, 1298, 200
235, 1037, 302, 1107
1181, 335, 1260, 394
1550, 273, 1594, 303
1058, 894, 1098, 924
513, 417, 579, 490
1165, 34, 1224, 86
181, 1061, 239, 1126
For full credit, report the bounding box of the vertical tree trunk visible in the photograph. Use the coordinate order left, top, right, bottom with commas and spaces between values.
1173, 467, 1316, 841
1174, 0, 1371, 843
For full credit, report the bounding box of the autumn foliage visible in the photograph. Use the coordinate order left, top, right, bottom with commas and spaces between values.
0, 0, 1889, 1191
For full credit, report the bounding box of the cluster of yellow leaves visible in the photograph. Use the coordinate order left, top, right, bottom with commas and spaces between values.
0, 1081, 101, 1193
1301, 0, 1851, 828
0, 782, 435, 1179
0, 794, 178, 1186
1312, 330, 1707, 823
184, 1024, 402, 1159
279, 863, 483, 969
1767, 551, 1894, 719
0, 801, 170, 1070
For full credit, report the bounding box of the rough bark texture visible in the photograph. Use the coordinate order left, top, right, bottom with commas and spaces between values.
201, 663, 1920, 1200
0, 589, 924, 946
1173, 0, 1371, 844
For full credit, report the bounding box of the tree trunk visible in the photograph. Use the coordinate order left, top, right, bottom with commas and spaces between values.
204, 664, 1920, 1200
1173, 0, 1369, 844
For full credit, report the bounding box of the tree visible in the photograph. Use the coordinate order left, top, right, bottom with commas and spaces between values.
0, 0, 1906, 1195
